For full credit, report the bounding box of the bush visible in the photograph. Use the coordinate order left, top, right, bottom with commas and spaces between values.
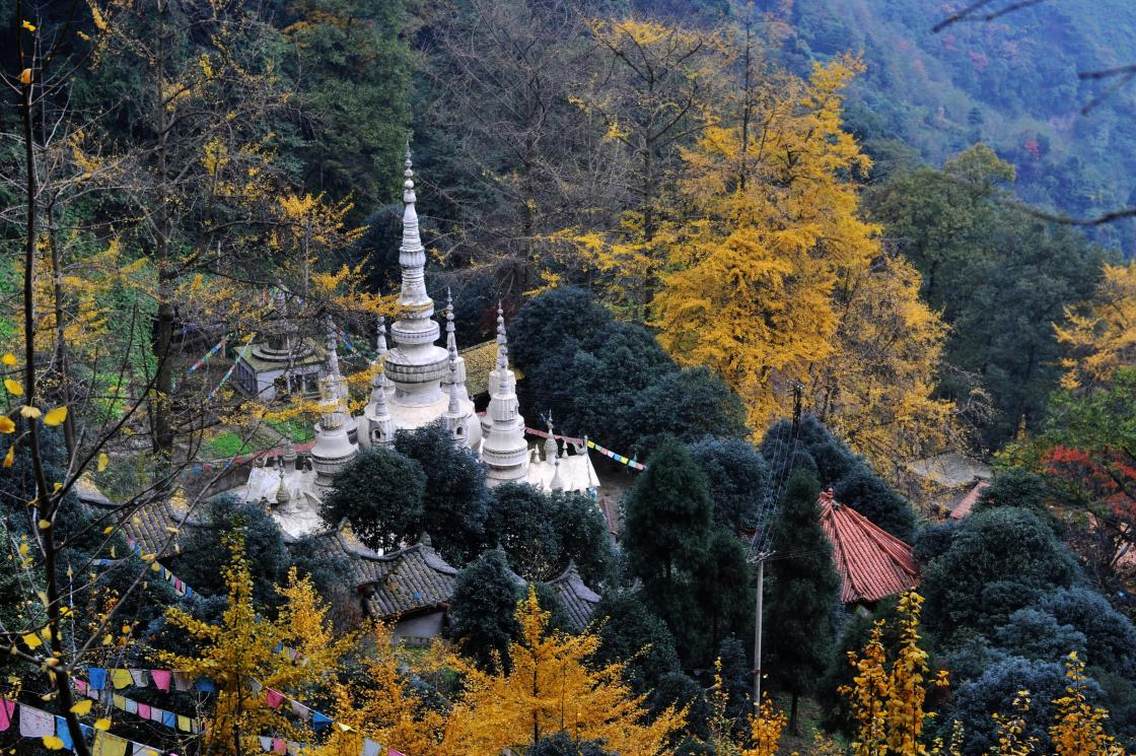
993, 608, 1087, 663
688, 436, 772, 533
947, 657, 1079, 754
395, 423, 489, 564
449, 549, 523, 672
1037, 587, 1136, 677
321, 448, 427, 552
921, 507, 1078, 640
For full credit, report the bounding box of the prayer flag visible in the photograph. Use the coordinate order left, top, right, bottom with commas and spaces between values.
0, 699, 14, 731
92, 731, 129, 756
55, 716, 74, 750
150, 670, 171, 692
88, 668, 108, 690
265, 689, 285, 709
177, 714, 192, 732
19, 704, 54, 738
110, 669, 133, 690
129, 669, 148, 687
362, 738, 382, 756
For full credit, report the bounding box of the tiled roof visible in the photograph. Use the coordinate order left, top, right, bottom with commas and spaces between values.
950, 480, 990, 520
74, 478, 211, 557
354, 535, 461, 620
818, 490, 919, 604
547, 562, 601, 632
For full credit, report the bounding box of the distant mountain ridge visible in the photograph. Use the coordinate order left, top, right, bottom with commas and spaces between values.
772, 0, 1136, 251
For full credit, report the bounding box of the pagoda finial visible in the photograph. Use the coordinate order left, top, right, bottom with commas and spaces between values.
445, 288, 458, 352
446, 338, 461, 416
495, 302, 508, 369
375, 314, 388, 358
325, 315, 341, 377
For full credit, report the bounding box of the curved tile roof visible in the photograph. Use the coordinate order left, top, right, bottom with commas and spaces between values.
818, 489, 919, 604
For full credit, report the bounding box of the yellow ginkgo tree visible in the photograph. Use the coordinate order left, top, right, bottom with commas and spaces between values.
158, 533, 358, 754
441, 587, 686, 755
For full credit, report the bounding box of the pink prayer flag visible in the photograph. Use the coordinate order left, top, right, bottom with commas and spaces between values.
388, 750, 407, 756
137, 703, 151, 720
74, 679, 88, 695
265, 689, 285, 709
151, 670, 172, 692
272, 737, 287, 754
0, 699, 14, 732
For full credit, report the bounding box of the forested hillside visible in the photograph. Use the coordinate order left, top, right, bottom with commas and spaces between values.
3, 0, 1136, 754
770, 0, 1136, 250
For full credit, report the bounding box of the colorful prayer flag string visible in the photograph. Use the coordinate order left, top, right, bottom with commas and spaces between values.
186, 338, 226, 375
0, 697, 169, 754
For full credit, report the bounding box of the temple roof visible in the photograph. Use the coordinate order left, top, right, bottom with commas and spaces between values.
950, 480, 990, 520
354, 535, 461, 619
547, 562, 601, 631
818, 489, 919, 604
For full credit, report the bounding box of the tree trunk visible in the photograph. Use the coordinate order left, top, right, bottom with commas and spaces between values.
789, 691, 800, 735
20, 60, 93, 756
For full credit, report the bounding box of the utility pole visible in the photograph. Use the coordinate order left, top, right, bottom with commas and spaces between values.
752, 548, 770, 708
752, 382, 804, 710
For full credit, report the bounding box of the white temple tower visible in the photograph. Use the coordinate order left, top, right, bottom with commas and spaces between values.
480, 305, 529, 485
309, 370, 358, 496
382, 150, 450, 410
360, 315, 396, 449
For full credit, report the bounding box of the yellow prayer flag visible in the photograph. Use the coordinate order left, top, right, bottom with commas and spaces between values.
176, 714, 192, 732
110, 668, 133, 689
92, 731, 128, 756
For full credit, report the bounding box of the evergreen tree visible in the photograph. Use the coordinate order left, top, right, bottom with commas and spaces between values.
592, 591, 683, 697
485, 483, 563, 580
692, 528, 752, 662
622, 438, 715, 664
689, 435, 771, 533
321, 448, 427, 552
449, 550, 523, 672
764, 468, 840, 733
485, 483, 614, 584
395, 423, 490, 564
921, 507, 1078, 641
171, 495, 292, 608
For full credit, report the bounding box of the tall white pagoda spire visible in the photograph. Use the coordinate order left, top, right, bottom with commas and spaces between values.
361, 314, 395, 449
481, 304, 528, 484
383, 145, 450, 407
323, 315, 356, 443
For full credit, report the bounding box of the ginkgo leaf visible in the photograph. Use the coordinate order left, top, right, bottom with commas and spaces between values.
2, 445, 13, 468
94, 717, 111, 731
3, 379, 23, 396
97, 452, 109, 472
71, 699, 92, 715
0, 417, 14, 433
22, 633, 42, 649
22, 20, 36, 32
38, 519, 51, 530
43, 406, 67, 426
19, 69, 31, 85
41, 736, 64, 750
0, 353, 15, 366
20, 406, 41, 419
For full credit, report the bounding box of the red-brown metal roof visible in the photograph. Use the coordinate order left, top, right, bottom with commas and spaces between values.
818, 489, 920, 604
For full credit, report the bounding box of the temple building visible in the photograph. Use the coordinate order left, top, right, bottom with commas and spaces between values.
237, 150, 600, 536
